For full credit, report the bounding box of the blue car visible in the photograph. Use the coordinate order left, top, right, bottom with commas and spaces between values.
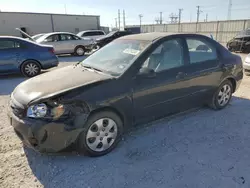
0, 36, 59, 77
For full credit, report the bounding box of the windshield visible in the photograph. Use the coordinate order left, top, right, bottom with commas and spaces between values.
32, 34, 44, 40
81, 39, 150, 76
105, 31, 117, 37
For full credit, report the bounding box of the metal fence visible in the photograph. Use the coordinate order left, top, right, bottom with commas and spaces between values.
130, 19, 250, 45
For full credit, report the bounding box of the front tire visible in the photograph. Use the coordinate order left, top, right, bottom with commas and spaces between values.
77, 111, 123, 157
209, 80, 233, 110
21, 60, 41, 77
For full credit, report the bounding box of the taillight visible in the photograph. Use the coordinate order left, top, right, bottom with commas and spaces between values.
49, 48, 55, 54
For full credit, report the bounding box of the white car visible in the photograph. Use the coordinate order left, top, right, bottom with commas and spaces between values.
244, 53, 250, 75
77, 30, 106, 40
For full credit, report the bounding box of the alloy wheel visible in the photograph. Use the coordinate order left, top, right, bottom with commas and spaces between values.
217, 84, 231, 107
76, 48, 84, 56
86, 118, 118, 152
24, 63, 39, 76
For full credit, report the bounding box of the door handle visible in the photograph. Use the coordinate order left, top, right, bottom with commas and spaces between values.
176, 72, 186, 79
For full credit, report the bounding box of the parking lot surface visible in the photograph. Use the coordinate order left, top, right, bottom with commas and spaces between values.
0, 54, 250, 188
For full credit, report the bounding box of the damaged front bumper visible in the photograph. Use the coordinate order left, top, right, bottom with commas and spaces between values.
8, 102, 88, 153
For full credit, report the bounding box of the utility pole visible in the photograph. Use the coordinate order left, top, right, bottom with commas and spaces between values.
159, 12, 163, 24
64, 4, 67, 14
196, 6, 202, 23
118, 9, 121, 30
115, 18, 118, 29
178, 9, 183, 32
123, 10, 126, 29
206, 13, 208, 22
139, 14, 143, 28
178, 9, 183, 24
227, 0, 232, 20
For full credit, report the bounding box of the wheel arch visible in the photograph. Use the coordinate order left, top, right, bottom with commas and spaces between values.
221, 76, 237, 93
19, 59, 42, 69
74, 45, 86, 51
88, 106, 127, 129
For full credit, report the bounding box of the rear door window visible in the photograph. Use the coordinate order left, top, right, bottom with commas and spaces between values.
0, 40, 21, 49
186, 38, 217, 64
0, 40, 15, 49
45, 35, 59, 42
60, 34, 74, 41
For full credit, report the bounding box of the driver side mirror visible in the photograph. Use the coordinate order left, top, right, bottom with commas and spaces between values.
137, 67, 156, 78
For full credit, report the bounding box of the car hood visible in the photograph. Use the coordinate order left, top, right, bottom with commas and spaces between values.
96, 35, 111, 42
12, 65, 113, 106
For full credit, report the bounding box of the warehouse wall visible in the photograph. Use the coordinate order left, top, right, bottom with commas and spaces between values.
0, 12, 100, 37
131, 19, 250, 45
52, 14, 99, 33
0, 12, 52, 36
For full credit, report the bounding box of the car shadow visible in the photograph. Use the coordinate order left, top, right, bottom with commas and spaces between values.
0, 74, 26, 95
24, 96, 250, 187
0, 70, 51, 96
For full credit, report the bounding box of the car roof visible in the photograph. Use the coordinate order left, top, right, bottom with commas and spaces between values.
0, 36, 25, 40
80, 30, 104, 33
0, 36, 41, 45
45, 32, 76, 36
119, 32, 210, 41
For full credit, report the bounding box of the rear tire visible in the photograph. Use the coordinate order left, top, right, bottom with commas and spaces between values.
21, 60, 41, 77
74, 46, 85, 56
209, 80, 233, 110
77, 111, 123, 157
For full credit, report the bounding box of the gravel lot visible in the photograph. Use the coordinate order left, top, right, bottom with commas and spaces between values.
1, 54, 250, 188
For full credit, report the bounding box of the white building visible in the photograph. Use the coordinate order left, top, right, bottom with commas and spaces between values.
0, 12, 101, 36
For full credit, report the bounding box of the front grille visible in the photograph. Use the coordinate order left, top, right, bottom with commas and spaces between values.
9, 98, 26, 118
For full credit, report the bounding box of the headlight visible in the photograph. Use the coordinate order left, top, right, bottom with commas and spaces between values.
27, 103, 47, 118
27, 102, 65, 120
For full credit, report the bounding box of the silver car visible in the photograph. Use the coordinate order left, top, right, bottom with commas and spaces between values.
77, 30, 106, 41
35, 32, 93, 56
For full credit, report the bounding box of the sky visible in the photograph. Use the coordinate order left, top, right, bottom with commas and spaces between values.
0, 0, 250, 27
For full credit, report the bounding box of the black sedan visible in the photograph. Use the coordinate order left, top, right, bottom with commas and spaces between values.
8, 33, 243, 157
91, 30, 131, 51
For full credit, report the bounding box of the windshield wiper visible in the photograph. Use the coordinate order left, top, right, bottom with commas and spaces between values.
81, 64, 103, 73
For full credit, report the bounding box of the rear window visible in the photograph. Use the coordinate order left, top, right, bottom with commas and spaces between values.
82, 31, 104, 36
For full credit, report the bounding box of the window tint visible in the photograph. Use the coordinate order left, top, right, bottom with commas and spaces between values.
142, 39, 184, 72
186, 38, 217, 64
0, 40, 21, 49
45, 35, 59, 42
96, 31, 105, 35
